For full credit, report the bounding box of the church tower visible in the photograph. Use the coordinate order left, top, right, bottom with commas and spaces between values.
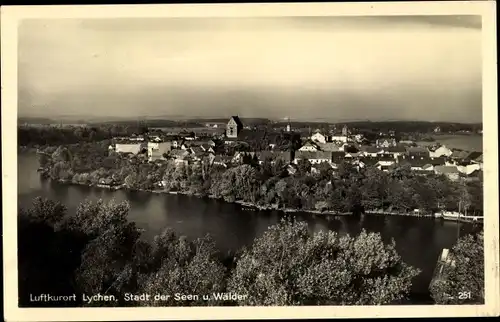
342, 124, 348, 136
286, 117, 291, 132
226, 116, 243, 139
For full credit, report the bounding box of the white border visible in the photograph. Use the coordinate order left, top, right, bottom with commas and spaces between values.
2, 2, 498, 320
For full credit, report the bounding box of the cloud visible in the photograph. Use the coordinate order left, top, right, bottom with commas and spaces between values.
18, 16, 482, 122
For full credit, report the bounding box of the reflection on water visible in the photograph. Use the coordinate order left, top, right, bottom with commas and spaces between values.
17, 152, 481, 303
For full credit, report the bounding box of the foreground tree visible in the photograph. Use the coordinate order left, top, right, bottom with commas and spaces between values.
429, 232, 484, 304
137, 231, 227, 306
228, 219, 420, 305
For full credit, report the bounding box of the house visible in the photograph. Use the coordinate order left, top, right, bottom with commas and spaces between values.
359, 146, 385, 157
386, 146, 407, 158
212, 155, 229, 167
147, 142, 172, 162
399, 156, 445, 171
457, 163, 482, 176
376, 137, 397, 148
465, 151, 483, 163
316, 142, 342, 152
399, 140, 415, 146
115, 143, 142, 155
375, 155, 397, 171
294, 151, 331, 165
311, 131, 327, 144
450, 150, 469, 160
299, 141, 319, 152
344, 152, 361, 159
472, 153, 483, 164
356, 157, 380, 169
408, 147, 430, 159
226, 116, 244, 139
434, 166, 460, 181
170, 149, 190, 160
256, 151, 292, 165
330, 135, 348, 143
428, 145, 453, 158
200, 144, 215, 153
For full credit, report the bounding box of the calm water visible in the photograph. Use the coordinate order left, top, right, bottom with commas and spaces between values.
18, 152, 480, 304
417, 134, 483, 151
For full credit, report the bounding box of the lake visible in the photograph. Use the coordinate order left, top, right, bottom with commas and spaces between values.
17, 152, 481, 304
416, 134, 483, 151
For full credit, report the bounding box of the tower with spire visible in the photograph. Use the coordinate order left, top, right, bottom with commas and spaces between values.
286, 117, 291, 132
342, 124, 348, 137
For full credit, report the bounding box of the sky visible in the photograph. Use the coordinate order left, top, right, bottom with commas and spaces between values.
18, 15, 482, 123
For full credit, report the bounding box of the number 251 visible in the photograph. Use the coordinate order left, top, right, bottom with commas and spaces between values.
459, 291, 471, 300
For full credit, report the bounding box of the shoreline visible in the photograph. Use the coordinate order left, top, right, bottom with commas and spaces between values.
41, 173, 482, 224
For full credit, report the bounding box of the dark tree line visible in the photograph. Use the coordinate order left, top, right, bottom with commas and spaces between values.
18, 124, 148, 147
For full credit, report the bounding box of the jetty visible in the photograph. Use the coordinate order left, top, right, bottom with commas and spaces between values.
434, 211, 483, 223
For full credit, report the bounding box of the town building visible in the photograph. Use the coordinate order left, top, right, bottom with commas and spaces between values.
311, 131, 327, 144
115, 143, 143, 155
342, 124, 349, 136
294, 151, 332, 165
428, 145, 453, 158
147, 141, 172, 162
408, 146, 430, 159
226, 116, 243, 139
359, 146, 385, 157
316, 142, 342, 152
376, 137, 397, 148
299, 141, 320, 152
386, 146, 408, 158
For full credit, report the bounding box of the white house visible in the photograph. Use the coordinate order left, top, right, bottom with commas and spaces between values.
386, 146, 407, 159
294, 151, 331, 165
376, 158, 396, 171
299, 141, 319, 152
115, 143, 142, 155
330, 135, 348, 143
457, 163, 481, 176
359, 146, 385, 157
316, 142, 342, 152
311, 132, 327, 144
147, 142, 172, 162
429, 145, 453, 158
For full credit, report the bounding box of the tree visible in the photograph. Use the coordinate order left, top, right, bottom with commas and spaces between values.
22, 196, 67, 226
297, 158, 311, 175
137, 232, 227, 306
124, 172, 138, 189
18, 198, 86, 307
429, 232, 484, 304
228, 219, 420, 305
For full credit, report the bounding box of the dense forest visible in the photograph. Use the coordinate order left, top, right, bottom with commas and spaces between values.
18, 197, 484, 307
18, 124, 148, 147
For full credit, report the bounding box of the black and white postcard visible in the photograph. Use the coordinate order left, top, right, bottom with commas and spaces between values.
2, 2, 498, 320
